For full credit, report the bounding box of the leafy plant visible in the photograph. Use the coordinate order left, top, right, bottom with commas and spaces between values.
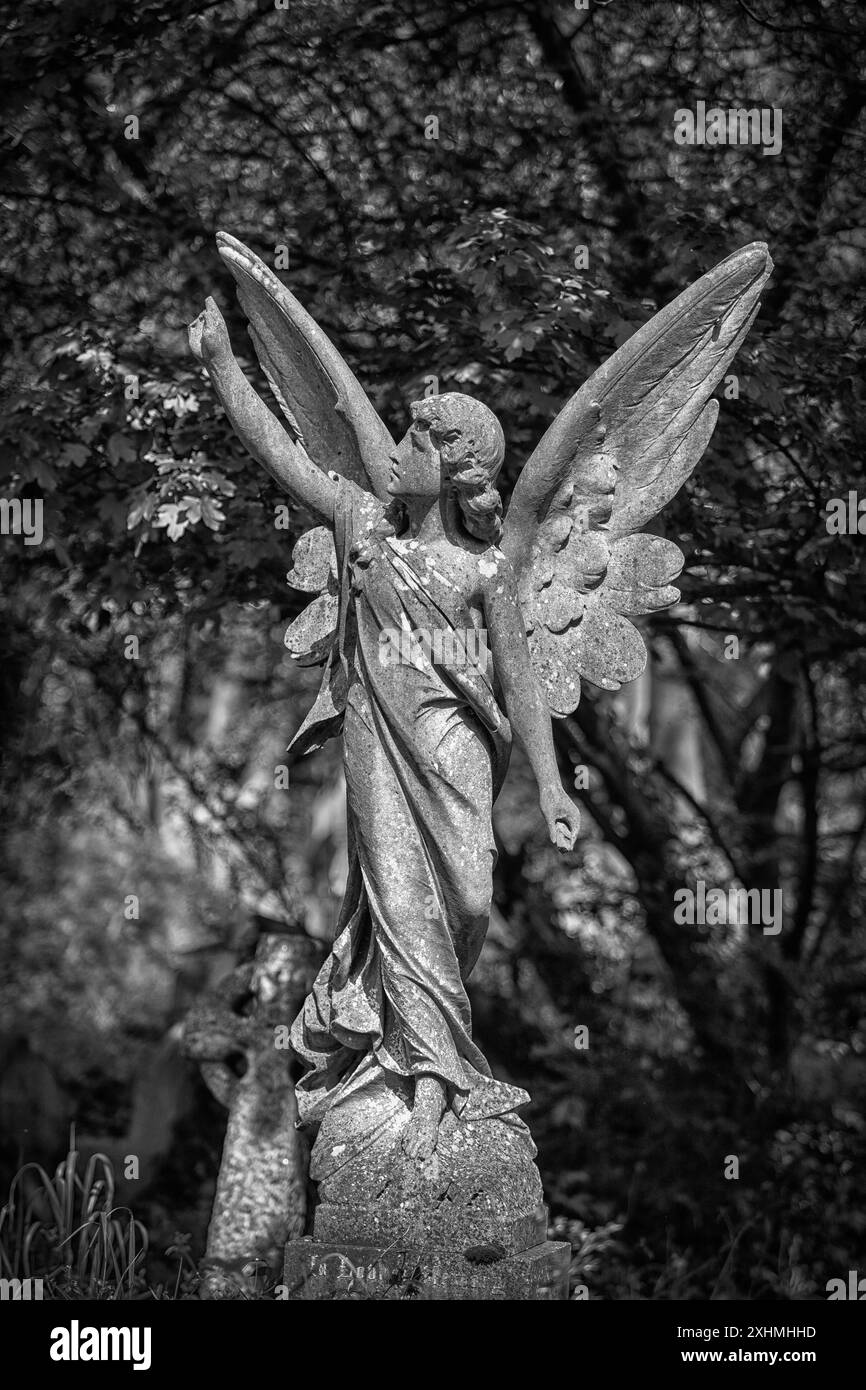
0, 1131, 147, 1299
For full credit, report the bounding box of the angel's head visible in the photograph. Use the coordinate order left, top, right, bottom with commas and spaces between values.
387, 392, 505, 545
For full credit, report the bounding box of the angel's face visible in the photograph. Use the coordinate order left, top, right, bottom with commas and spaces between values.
387, 416, 458, 499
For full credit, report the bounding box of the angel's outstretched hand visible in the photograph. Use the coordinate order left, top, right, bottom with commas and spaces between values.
188, 296, 232, 367
541, 789, 581, 852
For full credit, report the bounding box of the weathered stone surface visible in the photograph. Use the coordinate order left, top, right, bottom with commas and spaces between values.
283, 1238, 571, 1301
314, 1203, 547, 1255
285, 525, 337, 593
304, 1064, 549, 1265
182, 924, 322, 1299
189, 236, 771, 1298
311, 1076, 543, 1208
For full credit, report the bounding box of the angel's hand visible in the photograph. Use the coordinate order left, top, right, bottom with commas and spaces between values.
188, 296, 232, 367
540, 789, 581, 851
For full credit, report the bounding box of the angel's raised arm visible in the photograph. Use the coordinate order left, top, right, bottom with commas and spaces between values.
190, 297, 336, 525
190, 232, 395, 528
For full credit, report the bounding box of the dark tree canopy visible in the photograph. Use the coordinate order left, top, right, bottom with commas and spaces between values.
1, 0, 865, 1301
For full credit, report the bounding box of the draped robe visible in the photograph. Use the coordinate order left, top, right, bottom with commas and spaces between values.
290, 478, 530, 1136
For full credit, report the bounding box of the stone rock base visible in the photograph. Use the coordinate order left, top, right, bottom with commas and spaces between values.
313, 1201, 548, 1254
288, 1060, 570, 1298
282, 1237, 571, 1301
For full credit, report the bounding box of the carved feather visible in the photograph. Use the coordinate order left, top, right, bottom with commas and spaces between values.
216, 231, 394, 500
502, 242, 773, 713
286, 526, 338, 595
284, 592, 339, 666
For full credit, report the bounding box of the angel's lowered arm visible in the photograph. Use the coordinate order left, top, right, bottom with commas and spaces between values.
482, 556, 580, 851
189, 296, 336, 526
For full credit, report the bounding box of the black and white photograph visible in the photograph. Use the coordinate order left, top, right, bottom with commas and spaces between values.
0, 0, 864, 1362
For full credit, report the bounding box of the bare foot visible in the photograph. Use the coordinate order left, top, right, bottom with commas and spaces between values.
402, 1074, 447, 1162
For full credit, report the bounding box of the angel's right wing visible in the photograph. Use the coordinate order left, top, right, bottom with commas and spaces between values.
216, 232, 394, 667
217, 231, 394, 501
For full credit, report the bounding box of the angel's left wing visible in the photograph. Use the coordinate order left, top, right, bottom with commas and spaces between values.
500, 242, 773, 715
217, 231, 393, 502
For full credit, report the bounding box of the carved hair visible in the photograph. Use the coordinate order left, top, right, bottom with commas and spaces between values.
350, 393, 505, 577
410, 392, 505, 545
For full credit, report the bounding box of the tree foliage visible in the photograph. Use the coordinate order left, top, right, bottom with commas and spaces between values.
2, 0, 865, 1298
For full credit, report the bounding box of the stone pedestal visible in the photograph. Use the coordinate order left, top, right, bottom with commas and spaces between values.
282, 1070, 571, 1299
283, 1195, 570, 1300
283, 1234, 571, 1301
313, 1201, 549, 1253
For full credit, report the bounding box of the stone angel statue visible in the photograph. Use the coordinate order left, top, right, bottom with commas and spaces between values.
188, 236, 772, 1190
